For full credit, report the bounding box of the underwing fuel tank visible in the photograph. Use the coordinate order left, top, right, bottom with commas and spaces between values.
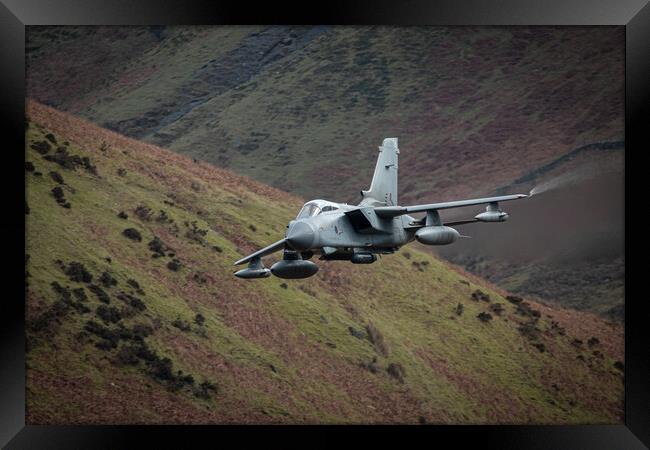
271, 252, 319, 279
475, 210, 509, 222
234, 258, 271, 279
351, 253, 377, 264
475, 202, 509, 222
415, 226, 460, 245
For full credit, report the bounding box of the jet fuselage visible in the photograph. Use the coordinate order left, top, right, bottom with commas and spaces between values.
284, 202, 415, 258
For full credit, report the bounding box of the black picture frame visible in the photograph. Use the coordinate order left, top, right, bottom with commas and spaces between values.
2, 0, 647, 447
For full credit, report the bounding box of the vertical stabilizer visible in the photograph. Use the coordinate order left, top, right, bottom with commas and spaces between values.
360, 138, 399, 206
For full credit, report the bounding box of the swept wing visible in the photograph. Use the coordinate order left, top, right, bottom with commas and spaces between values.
234, 238, 287, 266
374, 194, 527, 218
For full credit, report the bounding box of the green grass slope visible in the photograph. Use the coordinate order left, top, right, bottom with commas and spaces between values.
26, 26, 625, 317
27, 26, 624, 203
25, 101, 623, 424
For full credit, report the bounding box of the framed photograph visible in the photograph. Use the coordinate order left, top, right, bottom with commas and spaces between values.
2, 0, 647, 447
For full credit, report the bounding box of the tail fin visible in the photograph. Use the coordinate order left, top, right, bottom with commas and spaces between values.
360, 138, 399, 206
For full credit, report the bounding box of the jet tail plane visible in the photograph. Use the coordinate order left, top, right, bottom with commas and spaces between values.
360, 137, 399, 207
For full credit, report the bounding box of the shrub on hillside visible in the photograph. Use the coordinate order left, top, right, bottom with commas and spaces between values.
477, 312, 492, 322
471, 290, 491, 302
167, 259, 182, 272
172, 318, 191, 332
49, 171, 64, 184
532, 342, 546, 353
131, 323, 153, 340
51, 186, 71, 208
517, 321, 548, 353
518, 322, 541, 340
549, 320, 566, 336
49, 281, 90, 314
99, 271, 118, 288
81, 157, 97, 175
72, 287, 87, 302
411, 261, 424, 272
194, 380, 218, 399
360, 357, 379, 374
43, 147, 84, 171
96, 305, 122, 324
175, 372, 195, 388
51, 281, 71, 302
28, 298, 70, 335
88, 284, 111, 303
134, 342, 157, 362
51, 186, 65, 202
30, 140, 51, 154
135, 205, 152, 220
515, 302, 541, 320
64, 262, 93, 283
184, 221, 208, 245
122, 228, 142, 242
148, 236, 168, 258
348, 326, 365, 340
489, 303, 504, 315
386, 362, 405, 383
116, 345, 140, 366
156, 210, 173, 223
90, 328, 209, 394
84, 320, 120, 349
150, 357, 174, 381
126, 278, 145, 295
116, 292, 146, 311
366, 322, 390, 357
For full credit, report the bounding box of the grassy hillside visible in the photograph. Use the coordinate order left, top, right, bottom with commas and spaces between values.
26, 26, 624, 203
25, 101, 623, 424
25, 26, 625, 317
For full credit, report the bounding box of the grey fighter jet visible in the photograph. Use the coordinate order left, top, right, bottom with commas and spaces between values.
234, 138, 527, 279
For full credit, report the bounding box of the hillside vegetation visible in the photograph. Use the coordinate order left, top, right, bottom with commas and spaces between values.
26, 26, 623, 203
26, 101, 623, 424
25, 26, 625, 317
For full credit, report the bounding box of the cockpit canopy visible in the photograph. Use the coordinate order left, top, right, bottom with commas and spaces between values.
296, 199, 340, 219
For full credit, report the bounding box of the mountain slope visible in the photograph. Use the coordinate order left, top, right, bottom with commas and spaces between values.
25, 26, 625, 317
25, 101, 623, 424
26, 26, 624, 203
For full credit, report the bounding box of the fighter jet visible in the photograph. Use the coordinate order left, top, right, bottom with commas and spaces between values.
234, 138, 527, 279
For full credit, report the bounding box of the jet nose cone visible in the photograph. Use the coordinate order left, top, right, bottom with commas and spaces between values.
286, 221, 315, 251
